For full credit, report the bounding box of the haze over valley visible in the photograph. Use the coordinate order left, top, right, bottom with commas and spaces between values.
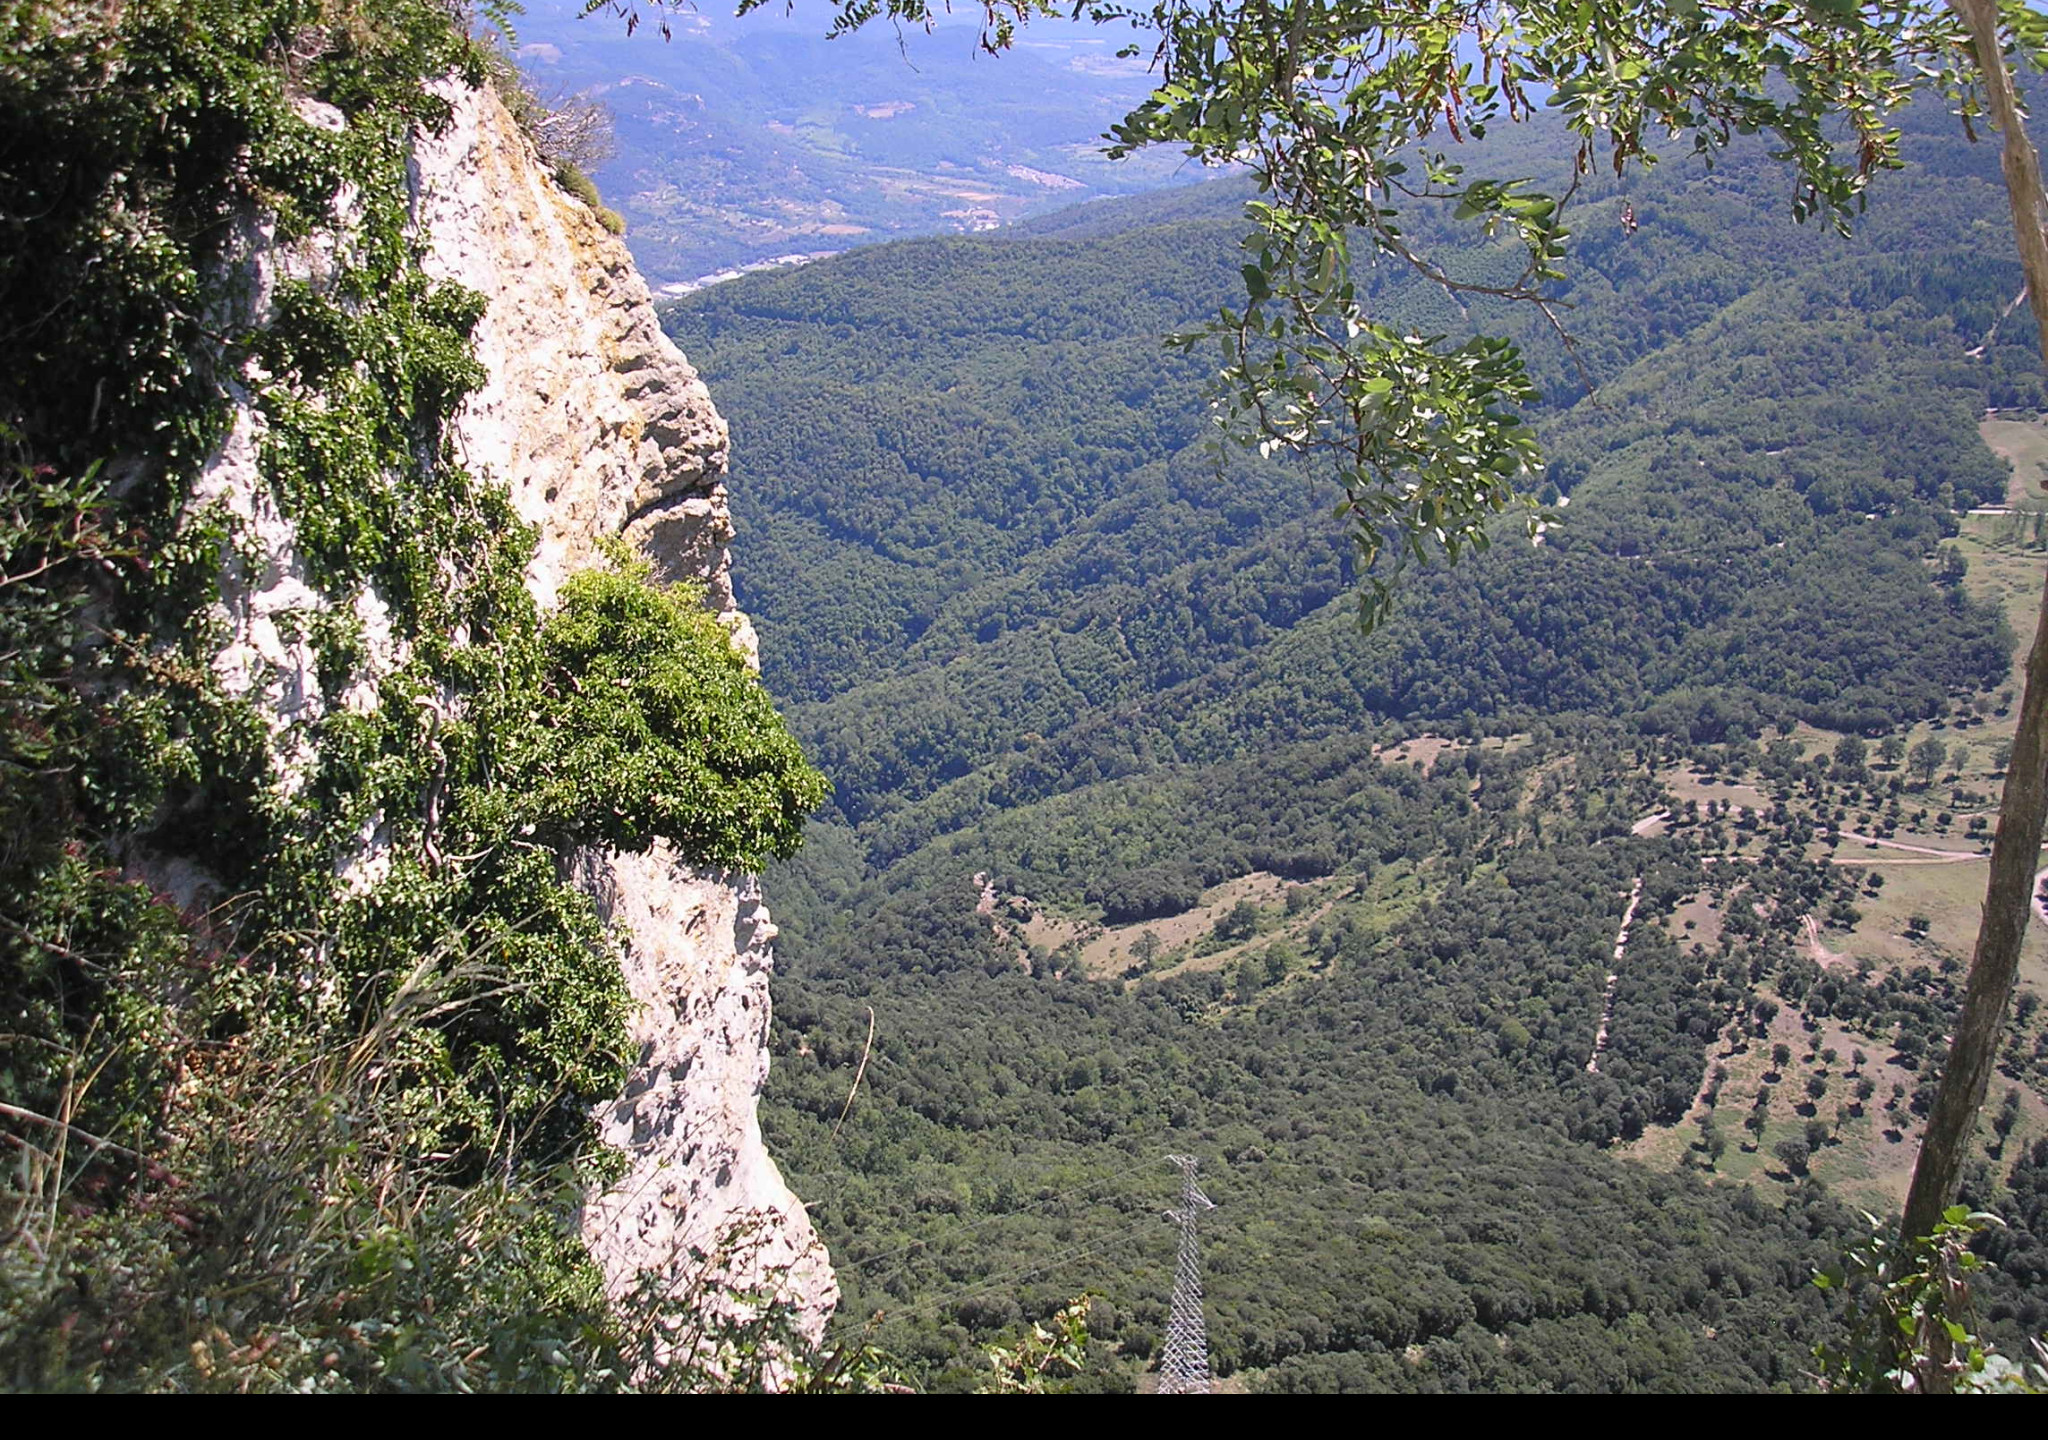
514, 0, 1199, 287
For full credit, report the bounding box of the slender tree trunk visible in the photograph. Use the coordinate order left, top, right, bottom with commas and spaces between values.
1900, 0, 2048, 1257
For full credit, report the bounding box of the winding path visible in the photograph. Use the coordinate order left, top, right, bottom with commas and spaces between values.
1587, 877, 1644, 1076
1835, 830, 1985, 860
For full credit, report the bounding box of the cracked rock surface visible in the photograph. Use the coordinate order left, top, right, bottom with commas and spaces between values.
411, 79, 832, 1347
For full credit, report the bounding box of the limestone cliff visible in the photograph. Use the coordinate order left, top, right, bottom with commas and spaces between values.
182, 75, 833, 1348
408, 80, 834, 1343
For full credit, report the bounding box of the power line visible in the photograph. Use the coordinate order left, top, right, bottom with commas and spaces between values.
811, 1157, 1394, 1381
1158, 1153, 1214, 1395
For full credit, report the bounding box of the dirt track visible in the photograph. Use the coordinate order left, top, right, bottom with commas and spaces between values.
1587, 877, 1644, 1075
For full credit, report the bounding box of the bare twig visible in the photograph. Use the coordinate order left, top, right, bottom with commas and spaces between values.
0, 1100, 147, 1163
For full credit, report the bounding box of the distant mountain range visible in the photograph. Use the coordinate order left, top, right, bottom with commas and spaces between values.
511, 2, 1203, 287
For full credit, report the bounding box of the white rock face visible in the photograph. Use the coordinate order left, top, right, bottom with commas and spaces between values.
172, 75, 831, 1357
183, 190, 396, 800
187, 406, 327, 776
571, 856, 836, 1347
409, 80, 744, 630
407, 80, 832, 1346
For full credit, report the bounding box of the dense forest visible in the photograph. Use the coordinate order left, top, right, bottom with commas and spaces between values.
661, 99, 2048, 1389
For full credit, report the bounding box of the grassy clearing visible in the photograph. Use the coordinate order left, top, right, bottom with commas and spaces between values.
1372, 731, 1532, 776
1820, 852, 2048, 994
1645, 990, 2048, 1216
1623, 447, 2048, 1209
1665, 891, 1726, 950
1004, 871, 1307, 979
1626, 989, 1929, 1212
1034, 871, 1296, 979
1663, 769, 1772, 814
1980, 416, 2048, 510
1010, 860, 1436, 988
1943, 422, 2042, 778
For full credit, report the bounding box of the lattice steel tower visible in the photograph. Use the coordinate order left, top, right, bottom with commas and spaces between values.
1158, 1153, 1214, 1394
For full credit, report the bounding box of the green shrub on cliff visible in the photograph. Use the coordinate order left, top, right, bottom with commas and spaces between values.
498, 550, 827, 865
0, 0, 826, 1390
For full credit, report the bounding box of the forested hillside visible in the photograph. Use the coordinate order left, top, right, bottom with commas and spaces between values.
659, 99, 2048, 1390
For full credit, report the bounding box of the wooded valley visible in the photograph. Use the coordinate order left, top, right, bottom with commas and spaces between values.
663, 99, 2048, 1389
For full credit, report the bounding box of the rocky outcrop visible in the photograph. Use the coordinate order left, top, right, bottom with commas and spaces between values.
408, 82, 755, 651
569, 858, 834, 1348
178, 72, 830, 1356
405, 79, 830, 1344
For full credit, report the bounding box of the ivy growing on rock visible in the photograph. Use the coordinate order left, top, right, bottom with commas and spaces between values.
1, 0, 825, 1386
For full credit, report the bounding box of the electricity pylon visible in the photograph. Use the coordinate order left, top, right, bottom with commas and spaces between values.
1158, 1153, 1214, 1394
